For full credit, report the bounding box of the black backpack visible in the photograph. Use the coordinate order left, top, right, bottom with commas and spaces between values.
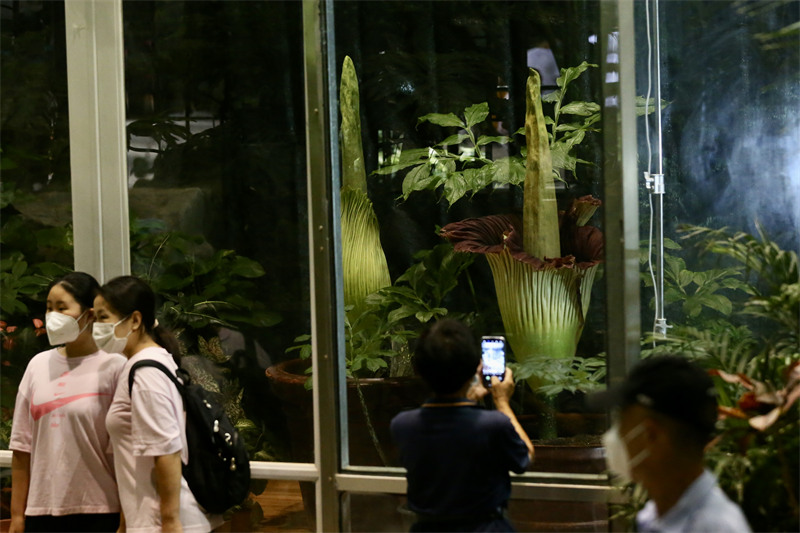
128, 359, 251, 514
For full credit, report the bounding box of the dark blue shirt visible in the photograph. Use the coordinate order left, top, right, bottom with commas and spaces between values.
391, 400, 530, 517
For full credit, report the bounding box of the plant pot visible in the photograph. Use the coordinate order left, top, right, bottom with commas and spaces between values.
265, 358, 429, 530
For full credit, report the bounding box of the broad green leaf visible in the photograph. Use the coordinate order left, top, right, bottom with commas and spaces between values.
703, 294, 733, 316
476, 135, 511, 147
417, 112, 464, 129
438, 134, 471, 147
556, 61, 597, 89
402, 164, 435, 199
464, 102, 490, 128
443, 173, 469, 206
559, 101, 601, 116
373, 159, 428, 176
542, 91, 560, 103
678, 270, 695, 289
551, 142, 577, 173
230, 256, 265, 278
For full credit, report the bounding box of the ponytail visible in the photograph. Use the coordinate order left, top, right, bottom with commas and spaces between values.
153, 324, 182, 366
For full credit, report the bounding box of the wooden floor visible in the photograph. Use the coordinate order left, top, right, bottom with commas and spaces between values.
219, 480, 313, 533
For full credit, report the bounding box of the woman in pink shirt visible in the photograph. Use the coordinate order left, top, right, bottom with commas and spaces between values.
95, 275, 222, 533
9, 272, 126, 533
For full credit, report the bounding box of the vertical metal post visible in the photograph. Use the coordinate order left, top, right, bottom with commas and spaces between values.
601, 0, 641, 387
302, 0, 342, 530
64, 0, 130, 281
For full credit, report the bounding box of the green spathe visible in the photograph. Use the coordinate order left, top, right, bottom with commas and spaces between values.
523, 69, 560, 259
339, 56, 391, 313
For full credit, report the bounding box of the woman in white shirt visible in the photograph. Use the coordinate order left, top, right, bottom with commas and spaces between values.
95, 275, 222, 533
9, 272, 126, 533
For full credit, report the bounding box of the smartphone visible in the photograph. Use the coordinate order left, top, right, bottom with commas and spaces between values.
481, 336, 506, 386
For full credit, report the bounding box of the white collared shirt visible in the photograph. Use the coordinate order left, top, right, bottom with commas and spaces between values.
637, 469, 752, 532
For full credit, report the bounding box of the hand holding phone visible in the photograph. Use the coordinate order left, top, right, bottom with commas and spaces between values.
481, 336, 506, 387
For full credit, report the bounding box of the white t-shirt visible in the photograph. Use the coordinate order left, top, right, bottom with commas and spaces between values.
9, 348, 126, 516
106, 346, 222, 533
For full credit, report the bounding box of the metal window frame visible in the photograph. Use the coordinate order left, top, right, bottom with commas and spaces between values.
64, 0, 130, 281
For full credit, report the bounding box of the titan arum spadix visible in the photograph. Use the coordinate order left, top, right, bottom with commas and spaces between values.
441, 70, 603, 439
340, 56, 391, 317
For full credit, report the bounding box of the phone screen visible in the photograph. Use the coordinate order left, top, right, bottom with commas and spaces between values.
481, 336, 506, 384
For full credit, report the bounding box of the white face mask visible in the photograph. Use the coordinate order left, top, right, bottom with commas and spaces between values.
602, 423, 650, 483
45, 310, 89, 346
92, 316, 132, 354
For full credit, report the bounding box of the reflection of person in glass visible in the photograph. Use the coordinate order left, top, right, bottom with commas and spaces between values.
592, 356, 751, 532
391, 319, 534, 532
96, 276, 223, 533
9, 273, 126, 533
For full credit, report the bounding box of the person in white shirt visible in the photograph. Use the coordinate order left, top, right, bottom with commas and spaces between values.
94, 275, 222, 533
591, 355, 751, 533
9, 272, 127, 533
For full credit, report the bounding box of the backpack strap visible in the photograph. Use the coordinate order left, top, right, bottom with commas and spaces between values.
128, 359, 186, 395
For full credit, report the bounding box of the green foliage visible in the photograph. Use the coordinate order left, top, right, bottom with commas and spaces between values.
641, 237, 753, 319
130, 219, 282, 354
288, 243, 475, 388
642, 224, 799, 531
510, 355, 606, 397
374, 63, 600, 206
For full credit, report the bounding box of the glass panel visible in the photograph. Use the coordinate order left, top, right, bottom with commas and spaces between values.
636, 2, 799, 532
331, 1, 609, 470
0, 0, 73, 444
344, 492, 610, 532
121, 1, 308, 464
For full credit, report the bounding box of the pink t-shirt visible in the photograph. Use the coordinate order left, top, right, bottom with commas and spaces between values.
9, 348, 126, 516
106, 346, 222, 533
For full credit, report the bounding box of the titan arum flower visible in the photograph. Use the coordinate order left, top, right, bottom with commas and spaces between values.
441, 70, 603, 438
340, 56, 391, 315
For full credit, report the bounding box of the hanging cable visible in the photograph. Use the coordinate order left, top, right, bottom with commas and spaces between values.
644, 0, 669, 343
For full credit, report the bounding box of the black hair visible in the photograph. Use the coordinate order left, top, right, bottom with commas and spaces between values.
98, 275, 182, 365
48, 271, 101, 310
413, 318, 481, 395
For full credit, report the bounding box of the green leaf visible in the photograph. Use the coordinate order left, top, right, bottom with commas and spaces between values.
443, 173, 469, 206
556, 61, 597, 90
463, 102, 489, 128
476, 135, 511, 147
401, 164, 436, 199
230, 256, 265, 278
417, 112, 464, 129
559, 101, 601, 116
438, 134, 471, 146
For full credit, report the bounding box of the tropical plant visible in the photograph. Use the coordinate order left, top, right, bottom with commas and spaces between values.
288, 243, 475, 385
130, 218, 282, 355
639, 223, 799, 531
376, 63, 604, 439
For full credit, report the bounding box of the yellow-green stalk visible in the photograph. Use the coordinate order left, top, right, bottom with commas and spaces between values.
340, 56, 391, 315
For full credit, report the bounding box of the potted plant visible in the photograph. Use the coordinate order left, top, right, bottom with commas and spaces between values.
375, 63, 605, 441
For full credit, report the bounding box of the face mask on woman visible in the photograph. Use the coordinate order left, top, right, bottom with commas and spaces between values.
602, 423, 650, 483
45, 310, 89, 346
92, 316, 132, 354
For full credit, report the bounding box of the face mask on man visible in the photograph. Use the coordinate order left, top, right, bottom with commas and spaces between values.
45, 310, 89, 346
602, 423, 650, 483
92, 316, 132, 354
